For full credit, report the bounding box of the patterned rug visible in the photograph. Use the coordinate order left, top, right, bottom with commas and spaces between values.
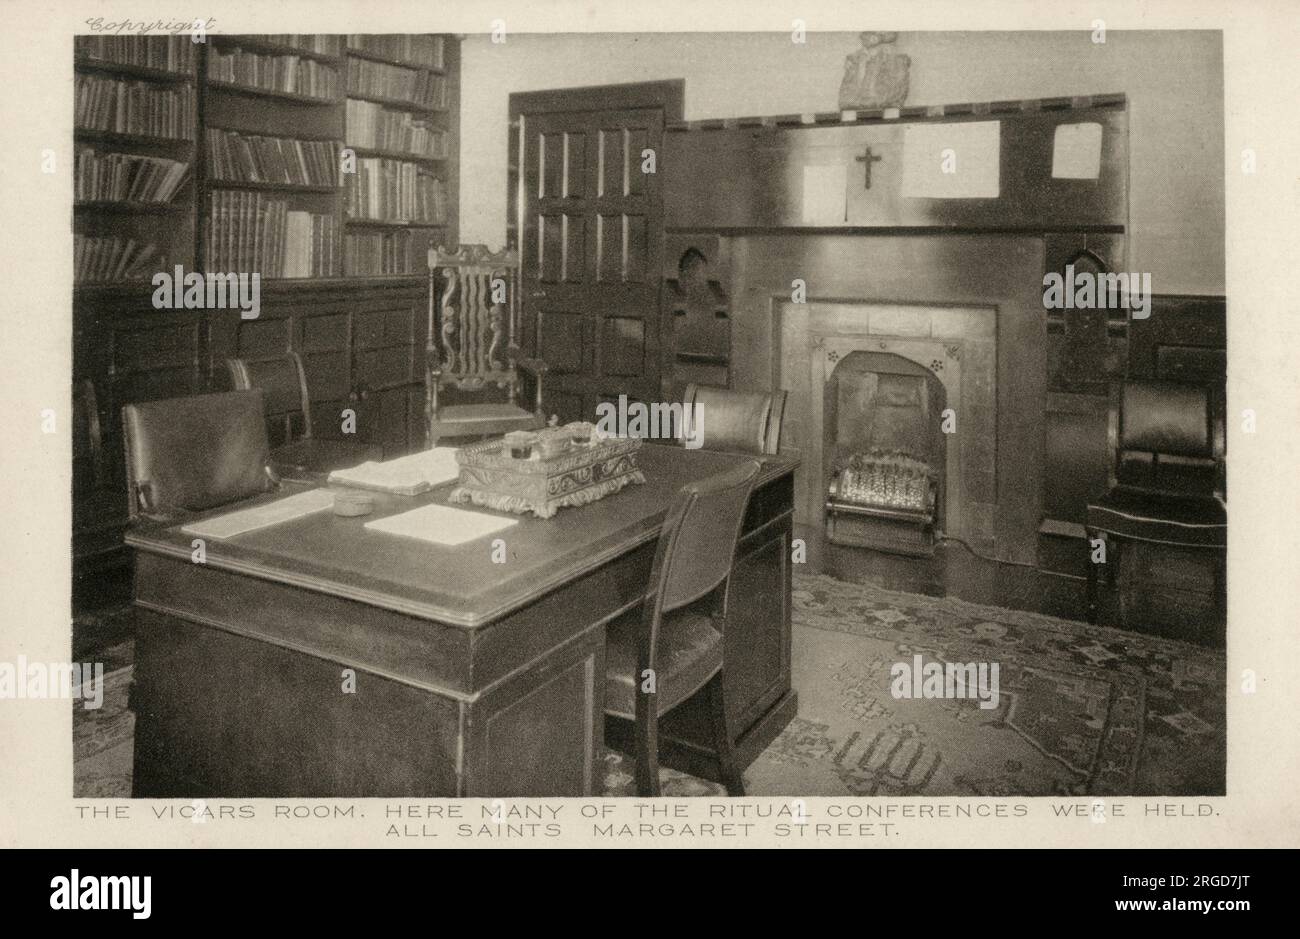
74, 573, 1226, 797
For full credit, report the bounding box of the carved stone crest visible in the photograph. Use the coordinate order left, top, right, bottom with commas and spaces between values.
838, 32, 910, 110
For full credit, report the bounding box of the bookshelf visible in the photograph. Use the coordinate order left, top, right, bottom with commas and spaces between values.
73, 32, 460, 286
73, 35, 198, 285
342, 34, 455, 277
72, 35, 461, 597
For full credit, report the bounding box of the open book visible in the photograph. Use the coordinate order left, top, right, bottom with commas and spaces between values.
327, 447, 461, 496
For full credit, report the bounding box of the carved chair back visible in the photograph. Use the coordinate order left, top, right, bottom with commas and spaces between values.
428, 245, 521, 401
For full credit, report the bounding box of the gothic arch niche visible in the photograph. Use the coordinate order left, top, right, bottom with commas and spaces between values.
667, 245, 731, 390
1051, 247, 1112, 394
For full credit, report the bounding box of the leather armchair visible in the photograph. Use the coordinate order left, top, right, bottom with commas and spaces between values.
682, 383, 787, 456
1085, 380, 1226, 628
227, 352, 383, 476
121, 390, 277, 522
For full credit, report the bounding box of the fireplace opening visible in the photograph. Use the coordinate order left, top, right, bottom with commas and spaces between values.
824, 351, 947, 557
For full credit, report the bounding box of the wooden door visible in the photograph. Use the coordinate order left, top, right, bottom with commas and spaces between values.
515, 83, 682, 424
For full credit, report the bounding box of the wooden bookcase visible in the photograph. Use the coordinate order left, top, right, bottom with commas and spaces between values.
74, 32, 460, 285
72, 34, 462, 603
74, 36, 199, 283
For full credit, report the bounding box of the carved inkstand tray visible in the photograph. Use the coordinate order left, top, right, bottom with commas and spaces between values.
448, 434, 645, 519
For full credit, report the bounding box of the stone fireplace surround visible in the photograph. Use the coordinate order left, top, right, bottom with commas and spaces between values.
722, 233, 1048, 567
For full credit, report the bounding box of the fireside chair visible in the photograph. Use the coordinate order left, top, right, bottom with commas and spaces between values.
1084, 379, 1226, 627
426, 245, 547, 445
226, 352, 382, 477
604, 459, 760, 797
681, 383, 787, 456
121, 390, 277, 522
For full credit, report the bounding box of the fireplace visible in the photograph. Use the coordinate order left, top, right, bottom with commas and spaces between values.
823, 351, 946, 556
716, 232, 1046, 571
661, 95, 1130, 606
783, 297, 1000, 562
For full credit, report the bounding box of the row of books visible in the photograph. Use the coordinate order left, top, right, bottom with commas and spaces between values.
345, 159, 448, 223
346, 34, 444, 69
74, 235, 163, 284
75, 150, 189, 203
345, 100, 448, 158
207, 49, 340, 99
207, 191, 339, 277
75, 75, 195, 140
252, 34, 345, 56
346, 58, 445, 108
281, 211, 341, 278
206, 129, 340, 188
344, 230, 415, 276
75, 35, 196, 74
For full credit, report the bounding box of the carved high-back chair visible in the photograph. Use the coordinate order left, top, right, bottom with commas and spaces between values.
426, 245, 547, 445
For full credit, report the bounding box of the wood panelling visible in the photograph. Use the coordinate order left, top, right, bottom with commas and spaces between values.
1128, 294, 1226, 383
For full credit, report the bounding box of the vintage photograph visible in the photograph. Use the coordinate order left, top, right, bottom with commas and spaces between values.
67, 26, 1227, 802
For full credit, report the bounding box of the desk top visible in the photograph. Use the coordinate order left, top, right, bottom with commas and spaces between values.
126, 444, 798, 628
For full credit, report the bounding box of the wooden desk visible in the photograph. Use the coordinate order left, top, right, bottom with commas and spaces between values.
126, 444, 798, 797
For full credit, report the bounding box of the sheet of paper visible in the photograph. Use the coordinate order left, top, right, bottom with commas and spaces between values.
182, 489, 336, 540
1052, 122, 1103, 179
901, 120, 1001, 198
328, 447, 461, 496
364, 503, 518, 547
802, 163, 848, 224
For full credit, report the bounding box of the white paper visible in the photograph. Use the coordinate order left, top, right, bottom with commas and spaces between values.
328, 447, 461, 496
364, 503, 518, 547
802, 163, 848, 224
1052, 122, 1103, 179
182, 489, 336, 540
901, 121, 1001, 198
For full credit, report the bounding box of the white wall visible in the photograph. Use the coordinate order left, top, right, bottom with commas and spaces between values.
460, 31, 1225, 295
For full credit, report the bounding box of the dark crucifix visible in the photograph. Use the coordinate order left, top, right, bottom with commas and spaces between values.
855, 145, 883, 188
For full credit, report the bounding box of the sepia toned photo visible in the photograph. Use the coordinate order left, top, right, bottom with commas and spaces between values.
64, 24, 1228, 804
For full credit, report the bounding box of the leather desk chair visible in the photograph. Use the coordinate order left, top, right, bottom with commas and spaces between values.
605, 459, 761, 797
121, 390, 277, 522
682, 383, 787, 456
227, 352, 382, 477
1085, 380, 1226, 627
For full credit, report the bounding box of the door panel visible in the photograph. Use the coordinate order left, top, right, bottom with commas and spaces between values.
538, 310, 586, 374
520, 105, 666, 424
